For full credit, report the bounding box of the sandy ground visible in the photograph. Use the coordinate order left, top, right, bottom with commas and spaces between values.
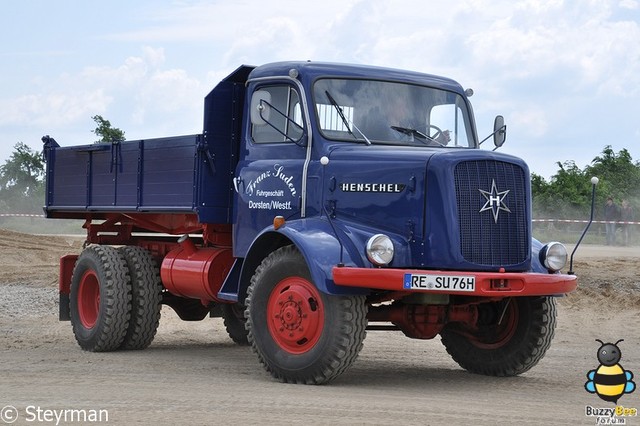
1, 229, 639, 425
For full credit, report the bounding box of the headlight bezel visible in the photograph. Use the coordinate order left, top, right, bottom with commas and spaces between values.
365, 234, 394, 266
539, 241, 568, 272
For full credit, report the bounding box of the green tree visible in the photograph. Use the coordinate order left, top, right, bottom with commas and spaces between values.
92, 114, 126, 143
532, 161, 591, 219
531, 145, 640, 221
0, 142, 45, 213
586, 146, 640, 203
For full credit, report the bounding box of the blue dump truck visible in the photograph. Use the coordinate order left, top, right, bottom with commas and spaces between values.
42, 61, 577, 384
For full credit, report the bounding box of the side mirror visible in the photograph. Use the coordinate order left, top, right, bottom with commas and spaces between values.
250, 90, 271, 125
493, 115, 506, 147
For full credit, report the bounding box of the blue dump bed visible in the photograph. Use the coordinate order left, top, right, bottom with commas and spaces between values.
43, 134, 233, 223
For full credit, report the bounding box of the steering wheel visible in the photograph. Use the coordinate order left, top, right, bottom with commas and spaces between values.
426, 124, 444, 144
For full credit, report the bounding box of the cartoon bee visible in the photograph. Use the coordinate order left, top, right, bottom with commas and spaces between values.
585, 339, 636, 403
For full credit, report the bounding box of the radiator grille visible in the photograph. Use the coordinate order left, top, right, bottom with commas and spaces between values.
454, 160, 528, 267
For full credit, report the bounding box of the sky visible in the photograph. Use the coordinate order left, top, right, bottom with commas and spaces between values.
1, 0, 639, 180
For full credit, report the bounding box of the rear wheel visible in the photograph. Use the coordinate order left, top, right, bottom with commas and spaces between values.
245, 245, 367, 384
70, 245, 131, 352
119, 246, 163, 350
440, 296, 557, 376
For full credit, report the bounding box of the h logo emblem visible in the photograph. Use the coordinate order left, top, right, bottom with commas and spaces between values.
479, 180, 511, 223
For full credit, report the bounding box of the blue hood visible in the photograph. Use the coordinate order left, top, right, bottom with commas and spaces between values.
323, 145, 532, 272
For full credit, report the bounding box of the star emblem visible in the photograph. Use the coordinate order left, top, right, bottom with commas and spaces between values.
478, 179, 511, 223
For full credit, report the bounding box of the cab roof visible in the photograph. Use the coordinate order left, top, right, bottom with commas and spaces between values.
245, 61, 465, 94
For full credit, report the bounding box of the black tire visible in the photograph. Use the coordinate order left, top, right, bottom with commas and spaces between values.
119, 246, 163, 350
222, 303, 249, 346
245, 245, 367, 384
440, 296, 557, 376
70, 245, 131, 352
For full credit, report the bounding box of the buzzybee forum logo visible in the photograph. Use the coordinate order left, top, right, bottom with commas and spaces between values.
584, 339, 637, 424
585, 339, 636, 403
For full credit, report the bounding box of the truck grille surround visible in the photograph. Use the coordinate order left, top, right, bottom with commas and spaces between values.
454, 160, 529, 267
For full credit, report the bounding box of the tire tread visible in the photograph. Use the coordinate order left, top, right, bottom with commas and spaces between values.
441, 296, 557, 376
119, 246, 162, 350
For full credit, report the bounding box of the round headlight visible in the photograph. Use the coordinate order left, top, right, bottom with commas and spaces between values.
366, 234, 394, 266
540, 242, 567, 272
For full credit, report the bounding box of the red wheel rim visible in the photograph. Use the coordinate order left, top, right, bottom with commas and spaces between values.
468, 301, 518, 350
267, 277, 324, 354
78, 270, 100, 329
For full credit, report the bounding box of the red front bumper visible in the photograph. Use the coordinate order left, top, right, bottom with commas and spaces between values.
332, 266, 577, 297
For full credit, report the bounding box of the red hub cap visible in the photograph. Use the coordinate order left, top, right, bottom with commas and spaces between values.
267, 277, 324, 354
78, 270, 100, 329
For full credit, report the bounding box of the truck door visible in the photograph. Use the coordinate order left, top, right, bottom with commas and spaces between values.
233, 82, 308, 256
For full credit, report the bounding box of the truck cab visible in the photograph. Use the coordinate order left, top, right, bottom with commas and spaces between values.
44, 61, 576, 385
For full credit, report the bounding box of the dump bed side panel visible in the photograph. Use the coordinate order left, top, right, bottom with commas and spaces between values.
44, 135, 204, 217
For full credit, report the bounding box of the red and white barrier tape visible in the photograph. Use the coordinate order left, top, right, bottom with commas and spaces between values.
532, 219, 640, 225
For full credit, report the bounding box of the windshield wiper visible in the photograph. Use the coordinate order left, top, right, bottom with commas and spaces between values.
325, 90, 371, 145
390, 126, 444, 146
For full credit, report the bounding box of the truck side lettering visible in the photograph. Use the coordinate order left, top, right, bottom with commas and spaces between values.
340, 183, 406, 193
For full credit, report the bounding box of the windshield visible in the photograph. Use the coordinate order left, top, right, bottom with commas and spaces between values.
313, 78, 475, 148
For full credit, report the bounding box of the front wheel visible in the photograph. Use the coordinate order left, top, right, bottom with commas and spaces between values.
440, 296, 557, 376
245, 245, 367, 384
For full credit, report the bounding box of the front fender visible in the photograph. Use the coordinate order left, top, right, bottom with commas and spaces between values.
269, 217, 369, 295
275, 217, 412, 294
240, 217, 412, 297
531, 238, 547, 273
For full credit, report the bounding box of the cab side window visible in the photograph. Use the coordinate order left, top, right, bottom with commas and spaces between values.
251, 85, 304, 144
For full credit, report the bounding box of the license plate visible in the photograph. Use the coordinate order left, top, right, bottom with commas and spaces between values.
403, 273, 476, 292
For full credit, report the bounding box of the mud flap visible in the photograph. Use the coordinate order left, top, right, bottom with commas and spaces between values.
59, 254, 78, 321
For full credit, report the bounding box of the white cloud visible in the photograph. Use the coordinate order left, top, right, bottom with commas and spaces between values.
619, 0, 639, 9
0, 90, 112, 127
77, 47, 165, 90
132, 68, 203, 125
0, 46, 203, 147
510, 106, 549, 138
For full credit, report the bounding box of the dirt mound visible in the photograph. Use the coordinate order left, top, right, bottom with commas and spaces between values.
562, 245, 640, 310
561, 257, 640, 311
0, 228, 83, 286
